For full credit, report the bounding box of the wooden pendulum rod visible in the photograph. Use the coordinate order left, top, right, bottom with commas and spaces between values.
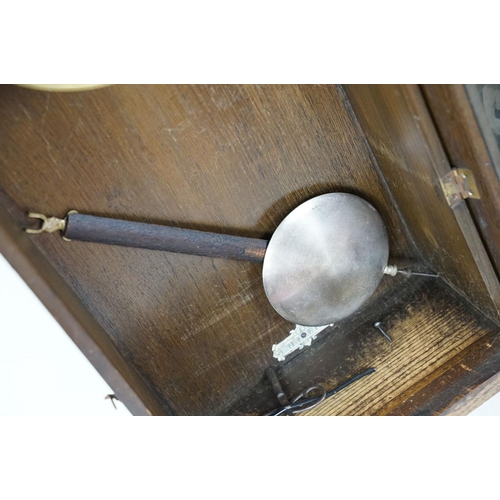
26, 211, 268, 263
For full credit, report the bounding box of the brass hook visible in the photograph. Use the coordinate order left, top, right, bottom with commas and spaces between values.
26, 213, 67, 234
26, 210, 78, 236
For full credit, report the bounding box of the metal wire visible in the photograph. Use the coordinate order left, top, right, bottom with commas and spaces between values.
266, 367, 376, 416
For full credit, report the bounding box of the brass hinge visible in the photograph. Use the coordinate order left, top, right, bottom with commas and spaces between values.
439, 168, 480, 208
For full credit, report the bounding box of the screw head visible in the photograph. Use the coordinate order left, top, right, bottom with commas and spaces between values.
301, 332, 307, 338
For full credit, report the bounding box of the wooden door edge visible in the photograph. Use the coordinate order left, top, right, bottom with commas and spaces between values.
0, 203, 166, 416
443, 370, 500, 416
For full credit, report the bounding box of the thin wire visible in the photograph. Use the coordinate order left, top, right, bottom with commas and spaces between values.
291, 386, 327, 414
271, 386, 327, 416
397, 269, 439, 278
266, 367, 376, 416
408, 272, 440, 277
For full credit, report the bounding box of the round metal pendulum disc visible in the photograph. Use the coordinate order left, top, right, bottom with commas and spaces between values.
262, 193, 390, 326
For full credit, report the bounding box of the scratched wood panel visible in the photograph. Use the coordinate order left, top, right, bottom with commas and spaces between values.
443, 371, 500, 415
344, 85, 500, 320
0, 85, 419, 415
225, 277, 499, 416
0, 197, 159, 415
388, 328, 500, 416
466, 85, 500, 181
422, 85, 500, 280
303, 277, 500, 416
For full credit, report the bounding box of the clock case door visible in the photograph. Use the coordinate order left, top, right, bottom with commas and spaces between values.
1, 84, 499, 415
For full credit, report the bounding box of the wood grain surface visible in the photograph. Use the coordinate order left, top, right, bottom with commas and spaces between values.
443, 371, 500, 416
389, 326, 500, 416
304, 277, 500, 416
422, 85, 500, 281
0, 85, 419, 414
0, 194, 159, 415
466, 85, 500, 180
226, 277, 499, 416
345, 85, 500, 320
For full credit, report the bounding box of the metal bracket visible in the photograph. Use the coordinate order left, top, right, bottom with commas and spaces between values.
272, 323, 332, 362
26, 210, 78, 240
439, 168, 480, 208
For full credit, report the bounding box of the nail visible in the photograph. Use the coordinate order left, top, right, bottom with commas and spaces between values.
105, 394, 119, 409
374, 322, 393, 343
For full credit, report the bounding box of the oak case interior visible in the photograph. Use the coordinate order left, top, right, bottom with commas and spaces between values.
1, 84, 499, 415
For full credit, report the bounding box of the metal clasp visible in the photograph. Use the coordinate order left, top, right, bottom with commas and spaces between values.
26, 213, 67, 234
26, 210, 78, 240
